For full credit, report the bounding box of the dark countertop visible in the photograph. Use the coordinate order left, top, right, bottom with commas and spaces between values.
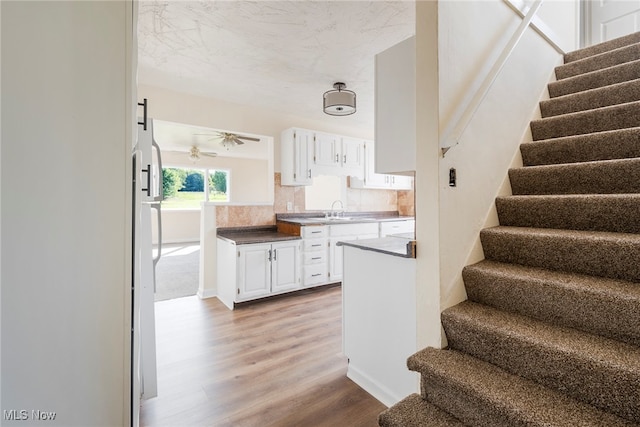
217, 226, 301, 245
337, 235, 417, 258
276, 211, 414, 226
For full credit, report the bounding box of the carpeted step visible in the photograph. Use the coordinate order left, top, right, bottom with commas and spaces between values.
530, 101, 640, 140
463, 260, 640, 348
509, 157, 640, 195
378, 394, 465, 427
520, 127, 640, 166
442, 301, 640, 422
539, 79, 640, 118
564, 31, 640, 63
495, 194, 640, 233
555, 43, 640, 80
407, 347, 636, 427
549, 60, 640, 97
479, 226, 640, 282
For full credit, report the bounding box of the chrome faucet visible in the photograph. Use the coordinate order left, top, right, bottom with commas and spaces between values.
330, 200, 344, 217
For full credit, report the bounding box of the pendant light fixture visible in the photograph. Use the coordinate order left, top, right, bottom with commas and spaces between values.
323, 82, 356, 116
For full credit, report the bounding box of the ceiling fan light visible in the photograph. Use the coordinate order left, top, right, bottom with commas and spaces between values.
323, 82, 356, 116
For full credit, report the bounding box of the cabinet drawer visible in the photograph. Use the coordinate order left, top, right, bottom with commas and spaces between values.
329, 222, 379, 237
303, 250, 327, 265
380, 220, 415, 237
303, 238, 327, 251
303, 264, 328, 286
302, 226, 327, 238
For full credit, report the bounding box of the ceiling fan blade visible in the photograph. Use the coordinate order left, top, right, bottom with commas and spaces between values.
201, 151, 218, 157
232, 137, 245, 145
235, 135, 260, 142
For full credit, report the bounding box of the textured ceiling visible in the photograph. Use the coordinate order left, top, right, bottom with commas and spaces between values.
137, 1, 415, 135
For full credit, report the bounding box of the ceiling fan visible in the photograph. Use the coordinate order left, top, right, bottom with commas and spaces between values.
189, 145, 218, 162
194, 131, 260, 149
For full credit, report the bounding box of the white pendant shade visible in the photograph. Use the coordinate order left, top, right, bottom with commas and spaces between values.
323, 82, 356, 116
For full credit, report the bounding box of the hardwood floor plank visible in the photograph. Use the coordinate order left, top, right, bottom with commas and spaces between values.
140, 285, 387, 427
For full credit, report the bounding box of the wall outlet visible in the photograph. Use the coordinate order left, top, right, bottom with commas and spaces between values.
286, 202, 293, 211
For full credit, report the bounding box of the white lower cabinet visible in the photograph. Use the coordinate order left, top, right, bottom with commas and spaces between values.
217, 238, 301, 309
328, 223, 379, 283
379, 219, 415, 237
301, 225, 328, 287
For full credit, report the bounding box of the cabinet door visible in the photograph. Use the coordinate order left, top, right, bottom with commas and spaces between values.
294, 130, 313, 185
271, 241, 301, 293
237, 244, 272, 300
364, 142, 390, 188
314, 132, 340, 168
389, 174, 413, 190
341, 137, 364, 177
328, 236, 357, 282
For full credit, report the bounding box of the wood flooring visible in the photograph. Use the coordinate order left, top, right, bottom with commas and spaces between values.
140, 285, 387, 427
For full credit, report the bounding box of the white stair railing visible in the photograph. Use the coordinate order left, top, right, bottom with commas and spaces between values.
440, 0, 546, 157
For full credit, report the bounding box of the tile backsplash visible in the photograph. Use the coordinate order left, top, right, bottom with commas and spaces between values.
215, 173, 414, 228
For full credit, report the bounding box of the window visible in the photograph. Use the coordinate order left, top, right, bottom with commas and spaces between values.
162, 167, 229, 209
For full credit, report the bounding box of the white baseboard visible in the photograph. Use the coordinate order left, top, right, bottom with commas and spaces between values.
196, 288, 217, 299
347, 364, 403, 408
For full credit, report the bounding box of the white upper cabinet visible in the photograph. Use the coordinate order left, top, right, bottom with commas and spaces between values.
350, 141, 413, 190
281, 127, 365, 185
375, 36, 416, 175
281, 128, 313, 185
340, 136, 365, 177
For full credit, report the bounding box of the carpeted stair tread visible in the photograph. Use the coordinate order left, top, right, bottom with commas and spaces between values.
540, 78, 640, 118
480, 226, 640, 282
520, 127, 640, 166
496, 194, 640, 233
442, 301, 640, 422
549, 60, 640, 97
378, 394, 466, 427
530, 101, 640, 140
509, 157, 640, 195
463, 260, 640, 347
564, 31, 640, 63
408, 347, 637, 427
555, 43, 640, 80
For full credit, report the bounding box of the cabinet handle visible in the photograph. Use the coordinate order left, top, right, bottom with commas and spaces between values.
308, 169, 312, 178
137, 98, 148, 130
343, 154, 347, 163
312, 273, 322, 277
311, 257, 322, 260
311, 244, 322, 247
311, 231, 322, 234
335, 153, 339, 163
268, 249, 272, 262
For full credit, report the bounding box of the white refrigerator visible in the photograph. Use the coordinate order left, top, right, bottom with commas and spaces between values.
132, 108, 163, 425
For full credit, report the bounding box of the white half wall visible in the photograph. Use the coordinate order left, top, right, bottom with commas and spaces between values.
1, 2, 131, 424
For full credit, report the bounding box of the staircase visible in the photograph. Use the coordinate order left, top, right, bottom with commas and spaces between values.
379, 32, 640, 426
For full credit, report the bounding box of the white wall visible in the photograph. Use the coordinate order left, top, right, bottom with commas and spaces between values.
138, 85, 375, 173
433, 0, 571, 319
1, 2, 131, 425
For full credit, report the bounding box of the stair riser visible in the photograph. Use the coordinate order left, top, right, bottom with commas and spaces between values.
509, 159, 640, 195
520, 127, 640, 166
540, 80, 640, 118
463, 264, 640, 348
496, 196, 640, 233
556, 44, 640, 80
549, 60, 640, 97
530, 102, 640, 140
442, 311, 640, 422
564, 32, 640, 63
419, 373, 529, 427
480, 229, 640, 282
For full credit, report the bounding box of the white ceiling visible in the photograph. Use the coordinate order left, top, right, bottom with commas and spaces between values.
137, 1, 416, 136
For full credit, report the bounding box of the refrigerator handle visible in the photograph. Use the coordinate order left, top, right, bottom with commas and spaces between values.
151, 202, 162, 293
152, 139, 164, 202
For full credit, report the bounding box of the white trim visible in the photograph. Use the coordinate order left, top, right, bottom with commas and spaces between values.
201, 201, 274, 207
197, 288, 217, 299
347, 364, 411, 408
503, 0, 566, 54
